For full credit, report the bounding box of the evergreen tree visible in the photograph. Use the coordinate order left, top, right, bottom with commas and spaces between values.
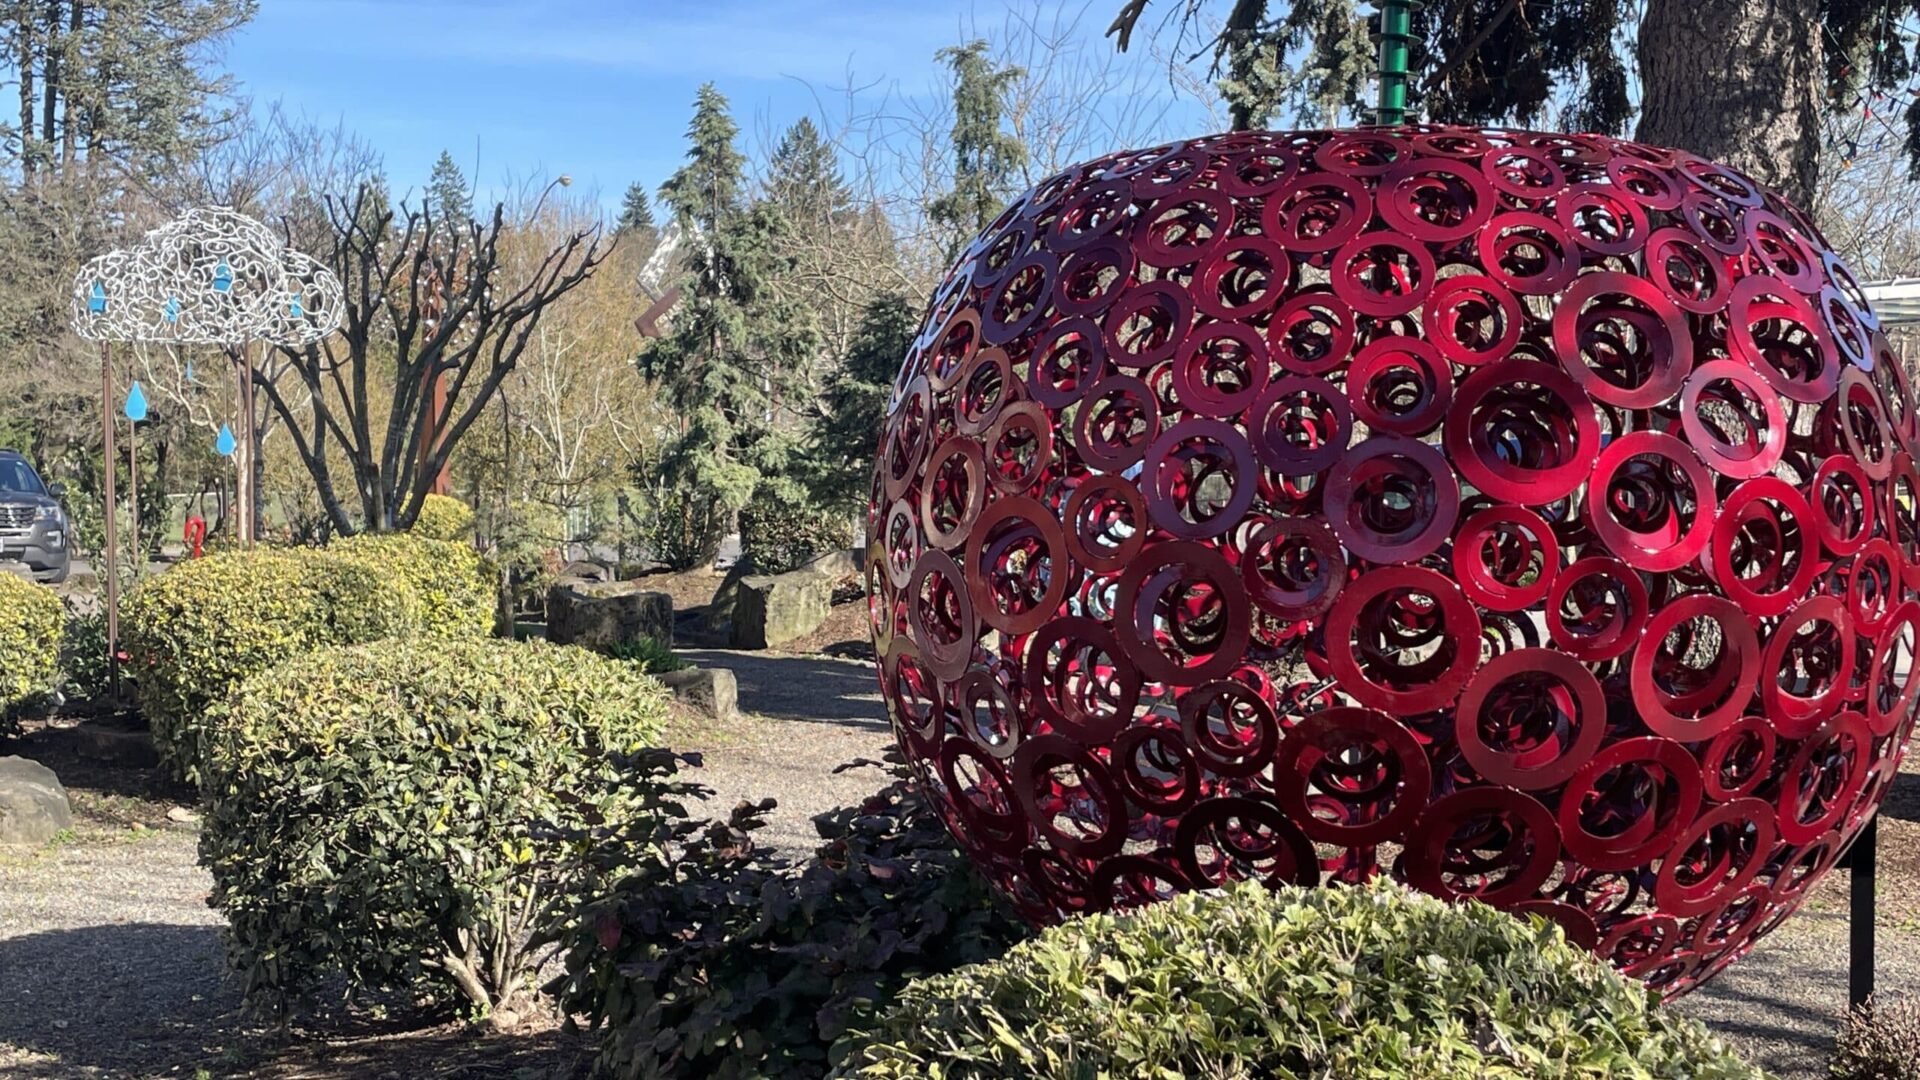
639, 83, 821, 568
1, 0, 256, 177
1110, 0, 1920, 206
928, 40, 1026, 253
617, 181, 655, 234
766, 116, 851, 228
425, 149, 472, 232
808, 289, 917, 510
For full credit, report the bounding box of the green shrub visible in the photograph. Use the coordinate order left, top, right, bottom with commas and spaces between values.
1833, 995, 1920, 1079
740, 498, 849, 574
200, 637, 672, 1019
122, 547, 408, 780
124, 536, 494, 781
58, 610, 112, 703
542, 759, 1028, 1079
0, 572, 62, 727
330, 533, 494, 639
605, 634, 687, 674
836, 879, 1771, 1080
411, 493, 475, 541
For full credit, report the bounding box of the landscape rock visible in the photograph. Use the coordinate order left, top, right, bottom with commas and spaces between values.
0, 756, 73, 845
657, 666, 739, 720
546, 581, 674, 651
794, 547, 862, 582
729, 570, 835, 650
558, 559, 614, 584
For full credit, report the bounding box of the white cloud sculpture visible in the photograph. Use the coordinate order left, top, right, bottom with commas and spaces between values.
70, 206, 343, 347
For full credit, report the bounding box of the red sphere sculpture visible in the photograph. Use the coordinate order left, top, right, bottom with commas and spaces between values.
865, 125, 1918, 997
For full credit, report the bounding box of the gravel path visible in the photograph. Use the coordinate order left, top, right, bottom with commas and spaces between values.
0, 647, 1913, 1078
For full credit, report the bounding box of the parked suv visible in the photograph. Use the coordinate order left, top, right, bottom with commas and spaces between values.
0, 450, 70, 584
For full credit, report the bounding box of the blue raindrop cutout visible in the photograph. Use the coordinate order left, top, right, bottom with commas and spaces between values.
289, 291, 304, 318
216, 424, 236, 457
185, 360, 196, 383
213, 261, 233, 293
164, 296, 180, 323
123, 381, 148, 423
87, 281, 107, 313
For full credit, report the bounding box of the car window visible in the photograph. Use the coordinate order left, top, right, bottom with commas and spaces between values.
0, 458, 46, 495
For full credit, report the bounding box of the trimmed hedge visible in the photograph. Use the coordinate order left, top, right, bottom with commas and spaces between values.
835, 879, 1770, 1080
122, 535, 492, 780
200, 637, 671, 1018
331, 533, 493, 639
0, 572, 62, 726
411, 493, 475, 541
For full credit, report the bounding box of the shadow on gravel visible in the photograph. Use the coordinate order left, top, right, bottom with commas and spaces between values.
1883, 769, 1919, 823
0, 921, 243, 1077
680, 649, 889, 731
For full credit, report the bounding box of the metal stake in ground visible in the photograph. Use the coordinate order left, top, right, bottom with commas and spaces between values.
99, 339, 119, 700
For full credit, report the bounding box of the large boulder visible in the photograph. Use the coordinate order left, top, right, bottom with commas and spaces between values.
0, 756, 73, 845
547, 581, 674, 652
729, 570, 834, 650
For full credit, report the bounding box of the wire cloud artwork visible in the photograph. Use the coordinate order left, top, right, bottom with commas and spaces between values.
69, 206, 343, 347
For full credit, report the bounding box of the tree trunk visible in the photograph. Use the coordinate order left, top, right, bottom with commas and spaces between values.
39, 0, 57, 150
59, 0, 76, 168
1635, 0, 1822, 208
16, 10, 35, 177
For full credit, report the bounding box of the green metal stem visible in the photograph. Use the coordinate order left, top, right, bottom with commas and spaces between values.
1376, 0, 1413, 126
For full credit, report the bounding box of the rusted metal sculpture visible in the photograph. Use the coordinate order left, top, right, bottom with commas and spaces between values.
867, 125, 1918, 998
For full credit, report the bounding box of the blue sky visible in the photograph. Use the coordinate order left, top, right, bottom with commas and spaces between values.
223, 0, 1215, 212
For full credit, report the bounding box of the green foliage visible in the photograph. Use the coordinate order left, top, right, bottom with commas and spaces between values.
0, 572, 62, 727
58, 610, 113, 703
425, 149, 472, 231
123, 535, 492, 781
542, 761, 1029, 1080
739, 496, 849, 574
200, 637, 673, 1016
331, 533, 493, 639
604, 634, 687, 674
1833, 995, 1920, 1079
641, 83, 825, 570
928, 40, 1026, 253
410, 492, 475, 541
837, 879, 1770, 1080
617, 181, 655, 234
808, 290, 917, 510
123, 547, 407, 779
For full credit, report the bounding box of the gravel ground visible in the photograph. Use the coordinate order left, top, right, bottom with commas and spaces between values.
1, 647, 1914, 1078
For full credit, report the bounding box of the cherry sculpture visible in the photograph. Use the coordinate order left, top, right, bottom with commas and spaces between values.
865, 125, 1917, 997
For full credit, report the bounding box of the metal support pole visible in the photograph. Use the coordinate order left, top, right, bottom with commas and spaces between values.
243, 342, 257, 545
99, 341, 119, 700
1375, 0, 1413, 126
1849, 814, 1878, 1008
127, 413, 138, 583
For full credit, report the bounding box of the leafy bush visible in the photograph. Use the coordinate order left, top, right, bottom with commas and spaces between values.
740, 498, 850, 574
1833, 995, 1920, 1079
122, 547, 408, 780
330, 533, 494, 639
200, 637, 672, 1020
542, 759, 1028, 1079
0, 572, 62, 728
411, 493, 475, 541
605, 634, 687, 674
124, 536, 494, 780
58, 610, 113, 703
836, 879, 1770, 1080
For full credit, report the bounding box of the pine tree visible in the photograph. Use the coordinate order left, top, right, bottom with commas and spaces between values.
617, 181, 655, 234
426, 149, 472, 232
2, 0, 256, 177
766, 116, 851, 229
928, 40, 1026, 253
639, 83, 821, 568
808, 289, 916, 510
1109, 0, 1920, 207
